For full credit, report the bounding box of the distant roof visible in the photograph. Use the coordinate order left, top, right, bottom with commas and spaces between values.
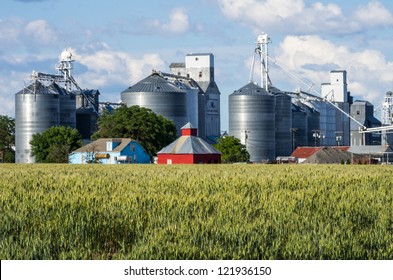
292, 103, 306, 113
186, 53, 213, 56
291, 146, 350, 159
268, 86, 283, 94
158, 136, 220, 155
291, 147, 321, 159
49, 82, 68, 95
302, 147, 352, 164
169, 62, 185, 68
72, 138, 138, 153
348, 145, 393, 155
298, 102, 320, 114
330, 70, 346, 73
73, 89, 100, 95
159, 72, 204, 93
231, 82, 271, 96
352, 100, 374, 106
197, 81, 221, 95
122, 73, 185, 94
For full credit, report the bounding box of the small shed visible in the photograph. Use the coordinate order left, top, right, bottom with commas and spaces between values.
69, 138, 150, 164
157, 122, 221, 164
302, 147, 352, 164
291, 146, 351, 163
348, 145, 393, 164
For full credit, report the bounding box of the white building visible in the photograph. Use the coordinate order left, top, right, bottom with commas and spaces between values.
321, 70, 351, 146
381, 91, 393, 146
170, 53, 221, 140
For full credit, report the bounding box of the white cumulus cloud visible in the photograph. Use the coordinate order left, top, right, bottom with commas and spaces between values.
162, 8, 190, 34
145, 8, 190, 35
217, 0, 393, 35
24, 19, 58, 45
0, 71, 28, 117
74, 48, 165, 90
270, 35, 393, 104
0, 18, 59, 51
353, 1, 393, 27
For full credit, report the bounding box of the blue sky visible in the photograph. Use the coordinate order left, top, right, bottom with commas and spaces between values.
2, 0, 393, 131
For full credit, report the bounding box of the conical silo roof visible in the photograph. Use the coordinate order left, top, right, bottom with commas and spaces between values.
230, 82, 271, 96
48, 82, 69, 95
17, 81, 71, 95
121, 73, 185, 94
15, 80, 58, 95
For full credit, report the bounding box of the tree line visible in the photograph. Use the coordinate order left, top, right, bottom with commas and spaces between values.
1, 105, 248, 163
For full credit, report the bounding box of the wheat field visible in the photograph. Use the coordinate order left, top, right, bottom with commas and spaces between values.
0, 164, 392, 259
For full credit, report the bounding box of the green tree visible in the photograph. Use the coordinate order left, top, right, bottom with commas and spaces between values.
92, 105, 176, 156
30, 126, 82, 163
0, 115, 15, 163
214, 136, 250, 163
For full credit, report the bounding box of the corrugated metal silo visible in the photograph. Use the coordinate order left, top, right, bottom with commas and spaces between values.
121, 73, 187, 135
75, 89, 99, 139
270, 87, 292, 156
291, 102, 308, 148
198, 91, 206, 139
181, 83, 199, 133
15, 81, 61, 163
229, 82, 276, 162
50, 83, 76, 128
301, 101, 321, 146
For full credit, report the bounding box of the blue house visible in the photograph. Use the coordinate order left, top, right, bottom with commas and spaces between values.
69, 138, 151, 164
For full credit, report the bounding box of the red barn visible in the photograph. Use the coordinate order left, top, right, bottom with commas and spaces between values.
157, 122, 221, 164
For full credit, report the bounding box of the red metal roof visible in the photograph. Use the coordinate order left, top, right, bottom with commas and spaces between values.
291, 147, 321, 159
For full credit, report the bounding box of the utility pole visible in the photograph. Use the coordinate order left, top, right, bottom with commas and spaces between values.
291, 128, 298, 152
335, 131, 342, 146
312, 130, 325, 149
312, 130, 319, 149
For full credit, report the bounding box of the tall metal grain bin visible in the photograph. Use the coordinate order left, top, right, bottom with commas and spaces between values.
50, 82, 76, 128
75, 89, 99, 139
307, 100, 335, 146
15, 81, 61, 163
291, 102, 308, 149
121, 73, 187, 135
229, 82, 276, 162
301, 101, 321, 146
270, 87, 292, 156
183, 84, 199, 133
198, 91, 206, 139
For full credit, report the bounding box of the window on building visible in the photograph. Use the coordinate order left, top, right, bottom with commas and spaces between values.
199, 71, 202, 78
187, 73, 190, 78
357, 111, 360, 115
195, 57, 199, 61
130, 144, 135, 152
